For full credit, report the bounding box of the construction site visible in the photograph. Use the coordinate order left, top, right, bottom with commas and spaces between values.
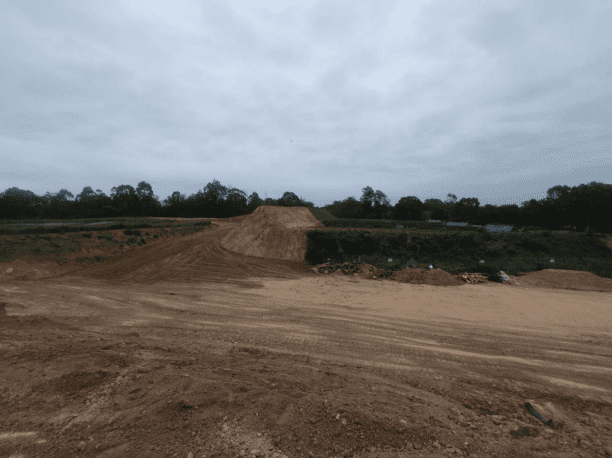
1, 206, 611, 458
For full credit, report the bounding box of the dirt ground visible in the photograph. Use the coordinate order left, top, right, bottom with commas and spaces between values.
1, 207, 612, 458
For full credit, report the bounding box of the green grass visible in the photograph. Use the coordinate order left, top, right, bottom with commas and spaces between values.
309, 207, 340, 221
306, 228, 612, 281
0, 216, 212, 265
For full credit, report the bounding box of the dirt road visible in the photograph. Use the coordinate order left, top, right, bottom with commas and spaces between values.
1, 208, 611, 458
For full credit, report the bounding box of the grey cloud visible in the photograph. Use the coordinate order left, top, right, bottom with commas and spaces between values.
1, 0, 610, 209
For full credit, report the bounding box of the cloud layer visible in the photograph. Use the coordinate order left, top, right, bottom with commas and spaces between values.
1, 0, 611, 207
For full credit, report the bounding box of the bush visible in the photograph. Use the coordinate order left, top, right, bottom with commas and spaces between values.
140, 237, 146, 244
153, 234, 159, 239
123, 228, 142, 236
81, 232, 92, 238
101, 206, 120, 218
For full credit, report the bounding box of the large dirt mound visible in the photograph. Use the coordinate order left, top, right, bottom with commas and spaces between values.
220, 206, 325, 261
1, 210, 611, 292
511, 268, 612, 292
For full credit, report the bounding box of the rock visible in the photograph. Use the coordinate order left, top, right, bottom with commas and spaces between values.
77, 441, 87, 451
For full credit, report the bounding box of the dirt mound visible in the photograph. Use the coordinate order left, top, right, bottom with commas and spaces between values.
310, 261, 465, 286
2, 210, 611, 292
512, 269, 612, 292
310, 262, 612, 291
220, 206, 325, 261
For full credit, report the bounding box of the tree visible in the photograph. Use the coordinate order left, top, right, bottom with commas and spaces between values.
110, 185, 135, 199
101, 206, 121, 218
201, 180, 229, 216
443, 193, 458, 222
359, 187, 390, 219
74, 186, 101, 218
223, 188, 248, 217
277, 192, 302, 207
247, 192, 264, 213
136, 181, 154, 198
546, 185, 572, 201
163, 191, 187, 217
75, 186, 97, 201
455, 197, 480, 224
423, 198, 445, 221
393, 196, 425, 221
111, 185, 140, 217
569, 181, 612, 233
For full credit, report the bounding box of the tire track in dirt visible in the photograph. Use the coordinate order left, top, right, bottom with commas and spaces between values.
38, 221, 314, 287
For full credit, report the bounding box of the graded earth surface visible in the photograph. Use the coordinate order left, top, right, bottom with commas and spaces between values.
1, 207, 612, 458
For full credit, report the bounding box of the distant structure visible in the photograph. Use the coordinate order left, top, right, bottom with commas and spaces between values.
484, 224, 513, 233
427, 219, 514, 233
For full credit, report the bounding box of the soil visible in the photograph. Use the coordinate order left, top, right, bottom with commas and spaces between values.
1, 207, 612, 458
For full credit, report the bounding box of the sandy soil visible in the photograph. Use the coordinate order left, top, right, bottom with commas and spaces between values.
1, 207, 611, 458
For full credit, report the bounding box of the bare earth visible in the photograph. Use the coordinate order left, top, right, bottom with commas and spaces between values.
1, 207, 611, 458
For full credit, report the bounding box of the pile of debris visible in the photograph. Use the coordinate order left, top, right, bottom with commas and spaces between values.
310, 261, 387, 277
461, 272, 488, 284
310, 261, 522, 287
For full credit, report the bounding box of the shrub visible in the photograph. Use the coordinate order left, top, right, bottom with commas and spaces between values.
101, 206, 120, 218
140, 237, 146, 244
81, 232, 92, 238
153, 234, 159, 239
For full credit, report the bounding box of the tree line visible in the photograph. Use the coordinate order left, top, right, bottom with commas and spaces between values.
0, 180, 610, 233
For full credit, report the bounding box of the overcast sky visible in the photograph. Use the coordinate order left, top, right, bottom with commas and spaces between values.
2, 0, 611, 209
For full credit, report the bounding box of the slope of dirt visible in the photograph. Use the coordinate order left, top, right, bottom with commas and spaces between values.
220, 206, 326, 261
2, 206, 606, 293
1, 208, 612, 457
2, 275, 612, 458
0, 226, 200, 283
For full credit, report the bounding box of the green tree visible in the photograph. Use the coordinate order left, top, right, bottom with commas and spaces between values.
247, 192, 264, 213
136, 181, 154, 198
277, 191, 303, 207
423, 198, 445, 221
163, 191, 187, 217
393, 196, 425, 221
223, 188, 248, 217
443, 193, 458, 223
455, 197, 480, 224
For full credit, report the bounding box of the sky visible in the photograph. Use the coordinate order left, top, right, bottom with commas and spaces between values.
1, 0, 611, 209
